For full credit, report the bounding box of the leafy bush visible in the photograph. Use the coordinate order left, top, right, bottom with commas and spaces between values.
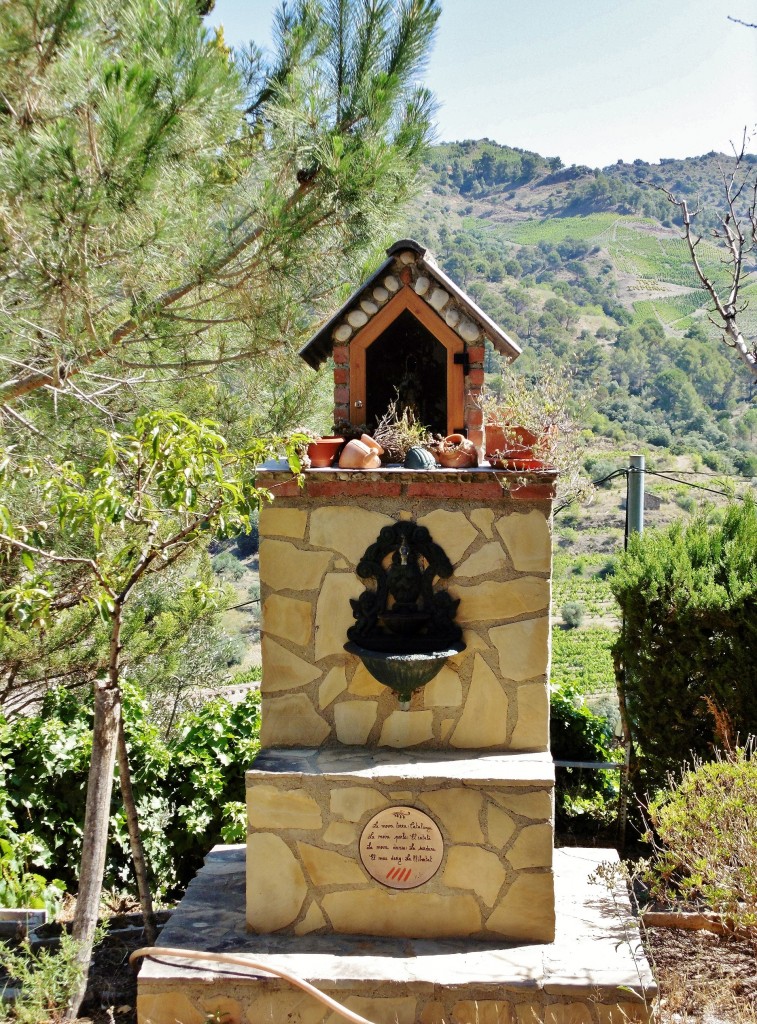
612, 497, 757, 791
550, 685, 616, 830
0, 829, 64, 917
642, 745, 757, 928
0, 686, 261, 899
560, 601, 585, 628
211, 550, 246, 579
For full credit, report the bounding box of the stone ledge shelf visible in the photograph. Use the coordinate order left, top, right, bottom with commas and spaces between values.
246, 748, 556, 943
138, 845, 656, 1024
256, 460, 558, 503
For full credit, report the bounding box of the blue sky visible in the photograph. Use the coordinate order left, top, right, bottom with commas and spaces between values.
207, 0, 757, 168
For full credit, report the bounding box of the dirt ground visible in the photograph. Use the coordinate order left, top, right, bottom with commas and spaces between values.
70, 918, 757, 1024
646, 926, 757, 1024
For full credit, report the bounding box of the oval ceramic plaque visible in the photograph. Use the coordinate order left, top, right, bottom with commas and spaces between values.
359, 806, 443, 889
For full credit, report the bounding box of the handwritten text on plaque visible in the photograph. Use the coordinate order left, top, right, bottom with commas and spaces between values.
359, 806, 443, 889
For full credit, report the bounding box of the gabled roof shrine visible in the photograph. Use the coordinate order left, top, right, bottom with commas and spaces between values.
298, 239, 521, 448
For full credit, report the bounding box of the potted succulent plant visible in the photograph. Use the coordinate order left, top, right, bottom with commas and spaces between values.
477, 365, 579, 473
372, 400, 433, 466
292, 429, 346, 469
426, 433, 478, 469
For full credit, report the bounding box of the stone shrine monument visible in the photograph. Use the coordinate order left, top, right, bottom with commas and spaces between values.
137, 241, 655, 1024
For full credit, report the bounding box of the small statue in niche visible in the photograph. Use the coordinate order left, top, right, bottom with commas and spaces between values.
347, 521, 463, 654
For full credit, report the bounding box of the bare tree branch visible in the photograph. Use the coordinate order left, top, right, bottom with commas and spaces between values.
649, 138, 757, 378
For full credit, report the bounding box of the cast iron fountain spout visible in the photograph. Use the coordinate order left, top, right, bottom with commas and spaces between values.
345, 522, 465, 709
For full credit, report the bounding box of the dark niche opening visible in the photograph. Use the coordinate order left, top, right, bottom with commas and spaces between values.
365, 310, 447, 434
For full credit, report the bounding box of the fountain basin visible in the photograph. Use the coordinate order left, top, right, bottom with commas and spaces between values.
344, 641, 465, 707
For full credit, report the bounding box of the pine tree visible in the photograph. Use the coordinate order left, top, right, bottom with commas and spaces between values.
0, 0, 439, 428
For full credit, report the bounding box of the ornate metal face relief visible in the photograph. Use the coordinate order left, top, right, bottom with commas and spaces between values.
346, 521, 463, 655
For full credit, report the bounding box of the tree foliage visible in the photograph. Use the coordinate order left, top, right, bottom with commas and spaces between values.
0, 0, 439, 430
611, 497, 757, 790
0, 685, 260, 899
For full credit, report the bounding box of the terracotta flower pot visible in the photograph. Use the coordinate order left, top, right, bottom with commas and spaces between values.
306, 436, 345, 468
338, 439, 381, 470
436, 433, 478, 469
360, 434, 384, 456
485, 423, 544, 468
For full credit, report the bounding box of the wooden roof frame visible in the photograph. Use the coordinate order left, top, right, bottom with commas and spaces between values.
348, 285, 465, 435
299, 239, 521, 371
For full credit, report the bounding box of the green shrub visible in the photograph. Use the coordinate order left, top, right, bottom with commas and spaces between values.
0, 931, 90, 1024
211, 550, 246, 579
642, 745, 757, 928
550, 685, 616, 830
0, 685, 261, 899
612, 497, 757, 790
561, 601, 585, 628
0, 828, 65, 917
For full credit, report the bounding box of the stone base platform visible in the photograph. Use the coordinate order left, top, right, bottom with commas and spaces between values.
137, 846, 656, 1024
247, 748, 556, 942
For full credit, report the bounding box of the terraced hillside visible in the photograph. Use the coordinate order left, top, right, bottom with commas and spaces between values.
403, 140, 757, 478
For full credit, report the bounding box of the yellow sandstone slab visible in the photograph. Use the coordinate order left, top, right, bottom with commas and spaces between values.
489, 617, 550, 681
138, 993, 204, 1024
417, 509, 478, 563
456, 541, 508, 578
443, 846, 507, 907
486, 803, 516, 848
322, 890, 481, 939
331, 786, 387, 822
294, 900, 326, 936
247, 833, 307, 931
486, 790, 553, 821
545, 1004, 593, 1024
297, 842, 368, 886
260, 693, 330, 747
453, 577, 549, 623
326, 996, 417, 1024
450, 654, 509, 748
348, 663, 385, 696
246, 785, 322, 831
309, 507, 394, 565
510, 683, 549, 750
262, 594, 312, 647
323, 821, 356, 846
379, 709, 434, 747
259, 506, 307, 540
259, 538, 331, 591
507, 823, 553, 869
248, 992, 325, 1024
319, 666, 348, 708
470, 507, 495, 539
420, 788, 484, 842
315, 573, 365, 660
496, 510, 552, 573
334, 700, 377, 744
484, 872, 555, 941
453, 1000, 513, 1024
261, 636, 320, 692
423, 665, 462, 707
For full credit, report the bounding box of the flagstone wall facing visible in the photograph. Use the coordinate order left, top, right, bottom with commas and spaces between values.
256, 466, 555, 753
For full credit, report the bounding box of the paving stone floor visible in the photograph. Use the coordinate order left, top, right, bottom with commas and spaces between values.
137, 845, 656, 1024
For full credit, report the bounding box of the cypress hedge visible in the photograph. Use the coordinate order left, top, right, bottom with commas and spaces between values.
611, 495, 757, 791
